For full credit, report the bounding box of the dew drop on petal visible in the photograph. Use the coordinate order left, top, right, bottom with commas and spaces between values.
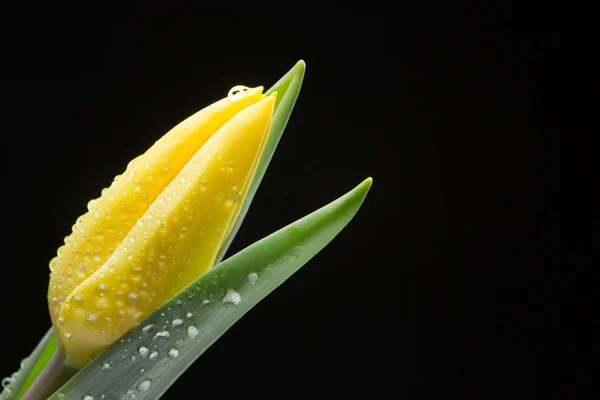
70, 295, 84, 308
228, 85, 251, 102
76, 264, 86, 277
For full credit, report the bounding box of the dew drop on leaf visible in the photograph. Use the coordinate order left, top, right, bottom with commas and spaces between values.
247, 272, 259, 284
153, 331, 170, 340
137, 379, 152, 392
171, 319, 183, 328
222, 289, 241, 307
138, 346, 149, 358
187, 326, 199, 339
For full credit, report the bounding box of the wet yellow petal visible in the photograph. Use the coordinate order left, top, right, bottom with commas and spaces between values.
48, 87, 265, 327
57, 94, 276, 368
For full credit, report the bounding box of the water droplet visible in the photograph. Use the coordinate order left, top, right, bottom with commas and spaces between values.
84, 395, 94, 400
171, 319, 183, 328
227, 186, 241, 204
76, 264, 86, 277
186, 312, 193, 319
95, 284, 108, 297
247, 272, 259, 284
132, 266, 142, 278
142, 324, 155, 334
2, 377, 13, 390
138, 346, 149, 358
131, 355, 136, 362
168, 349, 179, 358
49, 257, 58, 271
87, 199, 97, 211
102, 362, 111, 370
63, 332, 72, 340
137, 379, 152, 392
86, 315, 97, 326
222, 289, 241, 307
118, 310, 126, 318
153, 331, 170, 340
58, 317, 65, 326
56, 394, 66, 399
187, 326, 199, 339
228, 85, 251, 102
71, 295, 84, 307
127, 293, 139, 307
201, 299, 211, 307
149, 351, 159, 360
133, 180, 142, 191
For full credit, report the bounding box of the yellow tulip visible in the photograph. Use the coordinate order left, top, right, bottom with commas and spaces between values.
47, 86, 277, 368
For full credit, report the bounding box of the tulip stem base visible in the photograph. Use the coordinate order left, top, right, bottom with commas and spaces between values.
20, 349, 77, 400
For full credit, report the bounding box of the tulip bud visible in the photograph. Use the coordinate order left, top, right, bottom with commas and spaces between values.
48, 87, 276, 368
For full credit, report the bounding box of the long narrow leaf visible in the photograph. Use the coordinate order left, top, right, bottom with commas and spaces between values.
49, 177, 372, 399
0, 328, 55, 400
216, 60, 305, 264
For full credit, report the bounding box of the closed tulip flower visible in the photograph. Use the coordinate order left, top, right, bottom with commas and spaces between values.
48, 87, 276, 368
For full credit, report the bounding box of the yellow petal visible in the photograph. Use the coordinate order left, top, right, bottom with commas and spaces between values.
48, 87, 265, 327
57, 94, 276, 368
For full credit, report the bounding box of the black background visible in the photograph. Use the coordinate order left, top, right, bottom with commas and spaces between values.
0, 8, 575, 400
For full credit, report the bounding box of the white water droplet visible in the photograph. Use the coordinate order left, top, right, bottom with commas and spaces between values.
168, 349, 179, 358
141, 324, 155, 334
171, 319, 183, 328
2, 377, 13, 390
222, 289, 241, 306
247, 272, 259, 284
102, 362, 110, 370
186, 312, 193, 319
137, 379, 152, 392
187, 326, 199, 339
84, 396, 94, 400
149, 351, 159, 360
153, 331, 170, 340
228, 85, 251, 102
138, 346, 149, 358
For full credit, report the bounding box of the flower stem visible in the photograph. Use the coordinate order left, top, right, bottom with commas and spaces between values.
20, 350, 76, 400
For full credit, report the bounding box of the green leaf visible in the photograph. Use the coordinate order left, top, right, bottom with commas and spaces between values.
216, 60, 305, 264
49, 177, 372, 399
0, 328, 55, 400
